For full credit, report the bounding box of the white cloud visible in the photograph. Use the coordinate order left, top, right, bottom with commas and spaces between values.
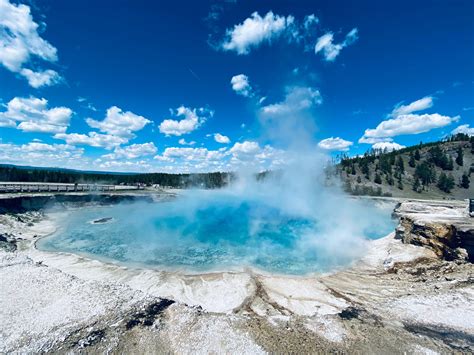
221, 11, 294, 54
318, 137, 353, 151
303, 14, 319, 30
19, 68, 61, 88
159, 106, 213, 136
261, 86, 322, 117
103, 142, 157, 160
0, 0, 62, 87
358, 136, 393, 144
0, 96, 72, 133
178, 138, 196, 146
153, 140, 285, 173
360, 96, 460, 143
372, 142, 405, 152
451, 124, 474, 136
214, 133, 230, 144
362, 113, 459, 139
152, 141, 285, 173
229, 140, 260, 155
94, 159, 152, 172
86, 106, 151, 138
314, 28, 358, 61
228, 141, 286, 169
54, 132, 128, 149
156, 147, 225, 163
0, 141, 84, 167
230, 74, 253, 97
390, 96, 433, 117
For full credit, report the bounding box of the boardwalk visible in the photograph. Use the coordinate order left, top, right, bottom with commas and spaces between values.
0, 182, 139, 193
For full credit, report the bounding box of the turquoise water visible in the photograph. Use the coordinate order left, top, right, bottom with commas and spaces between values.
38, 191, 396, 274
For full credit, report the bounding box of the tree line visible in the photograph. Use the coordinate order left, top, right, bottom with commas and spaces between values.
0, 165, 235, 189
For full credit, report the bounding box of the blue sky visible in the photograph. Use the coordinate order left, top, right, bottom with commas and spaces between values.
0, 0, 473, 172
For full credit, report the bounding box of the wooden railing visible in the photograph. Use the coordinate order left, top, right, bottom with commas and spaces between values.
0, 182, 139, 193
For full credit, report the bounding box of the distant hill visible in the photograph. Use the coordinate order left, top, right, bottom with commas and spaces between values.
335, 133, 474, 199
0, 164, 136, 175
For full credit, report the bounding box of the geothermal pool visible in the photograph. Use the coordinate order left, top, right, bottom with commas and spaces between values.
38, 190, 396, 275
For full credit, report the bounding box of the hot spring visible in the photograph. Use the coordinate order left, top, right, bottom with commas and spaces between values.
38, 189, 396, 275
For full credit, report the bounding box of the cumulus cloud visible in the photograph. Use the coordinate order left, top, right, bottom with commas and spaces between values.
358, 136, 393, 144
19, 68, 62, 88
52, 106, 150, 149
152, 141, 284, 173
372, 142, 405, 152
214, 133, 230, 144
451, 124, 474, 136
260, 86, 322, 117
0, 96, 72, 133
218, 11, 325, 55
155, 147, 225, 163
149, 140, 287, 173
230, 74, 253, 97
390, 96, 433, 117
362, 113, 459, 139
0, 0, 62, 87
0, 141, 84, 167
178, 138, 196, 146
103, 142, 157, 160
221, 11, 294, 54
360, 96, 459, 143
94, 159, 152, 172
86, 106, 151, 139
318, 137, 353, 151
229, 140, 260, 155
314, 28, 358, 61
54, 132, 128, 149
159, 106, 213, 136
228, 141, 286, 170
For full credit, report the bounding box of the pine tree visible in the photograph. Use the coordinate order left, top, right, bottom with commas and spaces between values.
397, 179, 404, 190
461, 173, 470, 189
412, 178, 421, 192
455, 146, 463, 166
360, 160, 370, 179
414, 149, 421, 160
374, 173, 382, 184
415, 161, 436, 185
351, 164, 356, 175
446, 156, 454, 171
408, 152, 416, 168
396, 156, 405, 174
389, 154, 396, 166
437, 173, 455, 193
357, 176, 362, 183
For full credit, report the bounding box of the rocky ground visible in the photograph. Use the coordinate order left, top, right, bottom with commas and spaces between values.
0, 198, 473, 354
